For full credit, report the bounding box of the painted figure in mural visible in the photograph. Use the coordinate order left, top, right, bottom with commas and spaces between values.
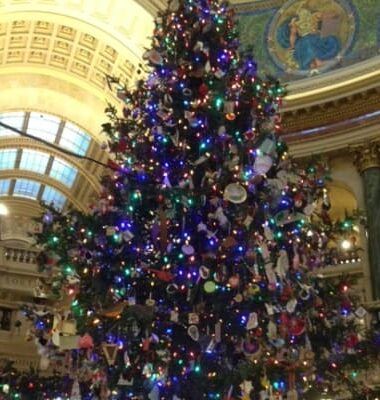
277, 1, 341, 70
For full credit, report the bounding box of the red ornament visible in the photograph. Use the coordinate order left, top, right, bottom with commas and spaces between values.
253, 327, 263, 337
280, 285, 293, 302
345, 333, 359, 348
244, 130, 255, 140
228, 275, 240, 288
146, 268, 174, 282
293, 193, 304, 208
288, 317, 306, 336
198, 83, 209, 97
78, 333, 94, 349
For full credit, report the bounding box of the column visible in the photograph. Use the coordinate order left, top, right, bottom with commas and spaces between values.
353, 141, 380, 300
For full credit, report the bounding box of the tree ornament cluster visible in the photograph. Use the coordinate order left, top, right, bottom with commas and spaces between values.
8, 1, 379, 399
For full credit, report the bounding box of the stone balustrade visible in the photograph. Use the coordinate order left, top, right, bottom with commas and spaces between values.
3, 247, 38, 265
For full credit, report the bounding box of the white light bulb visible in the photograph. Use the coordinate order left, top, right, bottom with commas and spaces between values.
341, 239, 352, 250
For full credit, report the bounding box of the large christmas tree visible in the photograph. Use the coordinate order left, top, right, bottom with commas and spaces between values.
13, 1, 379, 399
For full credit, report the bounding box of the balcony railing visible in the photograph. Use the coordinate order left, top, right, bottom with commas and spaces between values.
3, 247, 38, 265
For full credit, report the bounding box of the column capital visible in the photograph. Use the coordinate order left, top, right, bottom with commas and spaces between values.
351, 141, 380, 173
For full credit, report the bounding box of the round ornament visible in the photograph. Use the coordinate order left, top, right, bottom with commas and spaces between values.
204, 281, 217, 293
181, 244, 195, 255
234, 293, 243, 303
288, 318, 306, 336
78, 333, 94, 349
228, 275, 240, 288
245, 284, 260, 298
243, 339, 260, 357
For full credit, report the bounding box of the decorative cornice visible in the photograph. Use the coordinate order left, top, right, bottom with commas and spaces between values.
281, 87, 380, 134
351, 141, 380, 173
283, 56, 380, 110
286, 124, 380, 159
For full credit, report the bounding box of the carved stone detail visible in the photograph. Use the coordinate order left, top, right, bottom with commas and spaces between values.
352, 141, 380, 173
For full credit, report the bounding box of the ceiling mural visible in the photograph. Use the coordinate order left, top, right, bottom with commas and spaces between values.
236, 0, 378, 81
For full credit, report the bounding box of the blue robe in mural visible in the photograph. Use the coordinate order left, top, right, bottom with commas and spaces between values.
277, 18, 341, 70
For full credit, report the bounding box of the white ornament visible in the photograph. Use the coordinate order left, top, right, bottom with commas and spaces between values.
223, 183, 247, 204
286, 298, 298, 313
246, 312, 258, 330
254, 155, 273, 175
71, 379, 81, 400
275, 249, 289, 278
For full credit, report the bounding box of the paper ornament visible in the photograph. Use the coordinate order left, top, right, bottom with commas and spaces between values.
264, 226, 274, 240
267, 320, 277, 340
254, 155, 273, 175
276, 249, 289, 278
215, 321, 222, 343
148, 385, 160, 400
143, 363, 153, 377
286, 298, 298, 313
58, 335, 81, 350
258, 134, 276, 155
240, 381, 253, 398
246, 312, 258, 330
117, 375, 133, 387
199, 265, 210, 279
355, 306, 367, 319
143, 49, 163, 65
188, 313, 199, 324
70, 379, 81, 400
224, 183, 247, 204
102, 343, 118, 365
60, 319, 77, 335
188, 325, 199, 341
